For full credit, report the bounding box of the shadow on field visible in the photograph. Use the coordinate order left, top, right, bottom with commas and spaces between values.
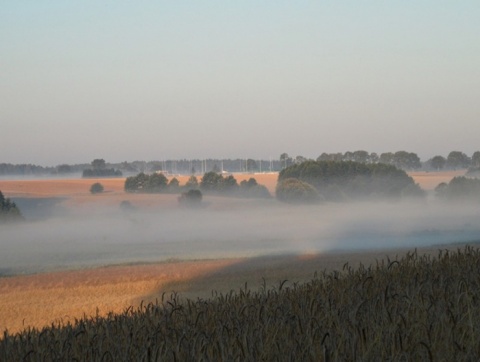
11, 197, 68, 221
136, 244, 467, 304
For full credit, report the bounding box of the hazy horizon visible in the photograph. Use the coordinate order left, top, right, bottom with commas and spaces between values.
2, 2, 479, 166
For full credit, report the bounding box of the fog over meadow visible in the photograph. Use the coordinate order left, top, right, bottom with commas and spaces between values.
1, 198, 479, 276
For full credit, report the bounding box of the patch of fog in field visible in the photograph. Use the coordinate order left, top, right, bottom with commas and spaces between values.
0, 199, 479, 275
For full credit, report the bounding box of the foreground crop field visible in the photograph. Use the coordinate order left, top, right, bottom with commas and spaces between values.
2, 246, 480, 360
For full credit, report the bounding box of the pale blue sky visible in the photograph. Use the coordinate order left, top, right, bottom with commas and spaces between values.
1, 1, 479, 166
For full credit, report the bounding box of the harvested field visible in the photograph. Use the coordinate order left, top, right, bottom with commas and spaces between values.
0, 169, 476, 335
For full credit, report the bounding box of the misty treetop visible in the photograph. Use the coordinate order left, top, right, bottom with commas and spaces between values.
0, 191, 24, 223
435, 176, 480, 202
199, 172, 271, 198
82, 159, 122, 178
125, 172, 168, 193
277, 160, 424, 202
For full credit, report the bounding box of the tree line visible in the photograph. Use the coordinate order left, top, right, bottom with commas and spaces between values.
276, 160, 424, 203
124, 172, 271, 199
1, 150, 479, 176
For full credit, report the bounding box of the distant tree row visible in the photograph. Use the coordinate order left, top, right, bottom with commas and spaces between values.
124, 172, 271, 199
200, 172, 271, 198
2, 150, 479, 177
125, 173, 176, 193
82, 159, 122, 178
279, 150, 480, 172
277, 161, 424, 203
425, 151, 480, 171
0, 191, 24, 223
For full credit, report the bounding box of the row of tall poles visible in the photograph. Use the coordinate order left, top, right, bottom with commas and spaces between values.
160, 158, 275, 175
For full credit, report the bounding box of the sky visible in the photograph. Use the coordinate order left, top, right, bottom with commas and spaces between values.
1, 1, 479, 166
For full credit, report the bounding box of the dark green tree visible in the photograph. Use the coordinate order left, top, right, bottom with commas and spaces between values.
239, 178, 271, 198
145, 173, 168, 192
471, 151, 480, 168
276, 178, 322, 204
435, 177, 480, 202
392, 151, 421, 170
446, 151, 470, 169
185, 175, 199, 189
200, 172, 224, 192
379, 152, 394, 165
178, 189, 203, 207
0, 191, 24, 222
90, 182, 104, 194
91, 159, 106, 170
168, 177, 180, 192
430, 156, 446, 170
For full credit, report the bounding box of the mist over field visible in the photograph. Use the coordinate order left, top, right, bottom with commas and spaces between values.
1, 198, 479, 276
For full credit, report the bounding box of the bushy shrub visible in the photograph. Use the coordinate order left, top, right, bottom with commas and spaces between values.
90, 183, 104, 194
239, 178, 271, 198
119, 200, 135, 212
178, 189, 203, 207
276, 178, 322, 204
0, 191, 24, 222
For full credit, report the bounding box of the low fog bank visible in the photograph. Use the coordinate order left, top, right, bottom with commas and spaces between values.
1, 199, 479, 276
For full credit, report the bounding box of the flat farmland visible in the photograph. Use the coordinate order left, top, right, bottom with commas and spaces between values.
0, 170, 476, 335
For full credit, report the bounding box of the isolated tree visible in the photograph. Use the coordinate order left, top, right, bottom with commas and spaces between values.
392, 151, 421, 170
90, 183, 104, 194
0, 191, 24, 222
446, 151, 470, 169
125, 172, 149, 192
178, 189, 203, 207
91, 159, 106, 170
185, 175, 199, 189
200, 171, 224, 192
276, 178, 322, 204
145, 173, 168, 192
168, 177, 180, 192
430, 155, 446, 170
239, 178, 271, 198
471, 151, 480, 168
379, 152, 394, 165
222, 175, 239, 193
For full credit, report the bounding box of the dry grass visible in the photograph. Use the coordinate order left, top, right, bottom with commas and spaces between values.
2, 245, 480, 360
0, 244, 469, 336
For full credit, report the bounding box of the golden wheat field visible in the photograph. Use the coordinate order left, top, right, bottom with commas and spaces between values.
0, 170, 468, 337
